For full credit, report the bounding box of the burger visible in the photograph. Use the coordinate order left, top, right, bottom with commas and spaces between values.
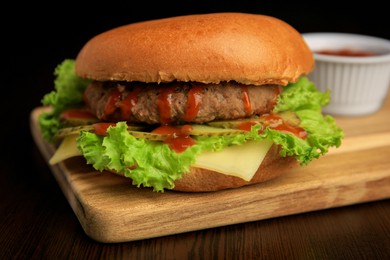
39, 12, 343, 192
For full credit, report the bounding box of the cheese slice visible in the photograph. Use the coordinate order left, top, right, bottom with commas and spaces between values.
49, 135, 81, 165
49, 134, 273, 181
192, 140, 273, 181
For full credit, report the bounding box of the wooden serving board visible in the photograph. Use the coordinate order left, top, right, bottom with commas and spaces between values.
30, 94, 390, 243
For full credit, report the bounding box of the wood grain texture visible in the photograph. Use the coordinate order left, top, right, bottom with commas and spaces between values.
30, 94, 390, 243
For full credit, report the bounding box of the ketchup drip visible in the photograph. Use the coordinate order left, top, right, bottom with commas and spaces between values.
237, 121, 258, 132
184, 85, 203, 121
60, 109, 97, 120
157, 86, 176, 125
262, 114, 307, 139
241, 85, 252, 115
118, 86, 141, 120
154, 86, 202, 152
103, 86, 142, 121
272, 122, 308, 139
93, 122, 117, 135
104, 87, 122, 119
238, 114, 307, 139
152, 125, 196, 153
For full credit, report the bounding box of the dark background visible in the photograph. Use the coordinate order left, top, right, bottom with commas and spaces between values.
4, 0, 389, 181
5, 1, 389, 150
2, 2, 390, 258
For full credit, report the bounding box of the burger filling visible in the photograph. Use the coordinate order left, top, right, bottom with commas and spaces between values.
39, 59, 344, 192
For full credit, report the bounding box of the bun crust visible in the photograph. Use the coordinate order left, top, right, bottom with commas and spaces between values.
75, 12, 314, 86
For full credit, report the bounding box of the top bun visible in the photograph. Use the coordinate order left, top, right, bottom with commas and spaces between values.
75, 12, 314, 86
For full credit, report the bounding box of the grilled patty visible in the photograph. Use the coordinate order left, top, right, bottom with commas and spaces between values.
83, 81, 282, 125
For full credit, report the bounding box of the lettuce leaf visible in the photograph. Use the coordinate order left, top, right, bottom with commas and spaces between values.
39, 59, 91, 140
78, 123, 200, 191
274, 76, 330, 113
273, 77, 343, 163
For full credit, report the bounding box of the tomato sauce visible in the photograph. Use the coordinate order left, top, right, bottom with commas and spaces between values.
104, 88, 122, 118
184, 85, 203, 121
237, 121, 258, 132
60, 109, 96, 120
152, 125, 196, 153
238, 114, 307, 139
316, 49, 376, 57
272, 123, 307, 139
93, 123, 117, 135
157, 86, 176, 125
261, 114, 307, 139
241, 85, 252, 115
118, 87, 141, 120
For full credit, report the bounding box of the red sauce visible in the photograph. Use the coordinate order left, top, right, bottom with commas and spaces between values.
237, 114, 307, 139
261, 114, 307, 139
316, 49, 376, 57
237, 121, 258, 132
241, 85, 252, 115
184, 85, 203, 121
104, 88, 122, 118
272, 123, 307, 139
157, 86, 176, 124
93, 123, 117, 135
60, 109, 96, 120
118, 87, 141, 120
152, 125, 196, 153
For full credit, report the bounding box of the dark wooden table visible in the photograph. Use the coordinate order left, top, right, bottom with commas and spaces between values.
0, 132, 389, 259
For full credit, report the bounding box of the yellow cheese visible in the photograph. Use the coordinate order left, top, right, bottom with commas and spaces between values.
49, 134, 273, 181
192, 140, 273, 181
49, 135, 81, 165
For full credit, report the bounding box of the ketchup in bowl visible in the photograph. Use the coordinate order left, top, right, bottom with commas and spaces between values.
316, 49, 376, 57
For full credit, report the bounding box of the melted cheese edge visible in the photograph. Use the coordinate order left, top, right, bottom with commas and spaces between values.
49, 136, 273, 181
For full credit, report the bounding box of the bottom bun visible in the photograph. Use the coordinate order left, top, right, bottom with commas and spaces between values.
109, 144, 296, 192
173, 144, 296, 192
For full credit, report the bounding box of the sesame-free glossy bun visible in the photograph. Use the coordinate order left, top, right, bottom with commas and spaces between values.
75, 12, 314, 86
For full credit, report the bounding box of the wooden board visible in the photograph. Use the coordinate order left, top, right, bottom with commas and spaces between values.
30, 94, 390, 243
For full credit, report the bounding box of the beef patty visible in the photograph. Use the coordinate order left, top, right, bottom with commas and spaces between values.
83, 81, 282, 125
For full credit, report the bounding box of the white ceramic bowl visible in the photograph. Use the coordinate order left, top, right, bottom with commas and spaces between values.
302, 32, 390, 116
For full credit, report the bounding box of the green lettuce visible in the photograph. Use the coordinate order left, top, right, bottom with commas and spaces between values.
40, 59, 344, 192
272, 77, 343, 163
39, 59, 91, 140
